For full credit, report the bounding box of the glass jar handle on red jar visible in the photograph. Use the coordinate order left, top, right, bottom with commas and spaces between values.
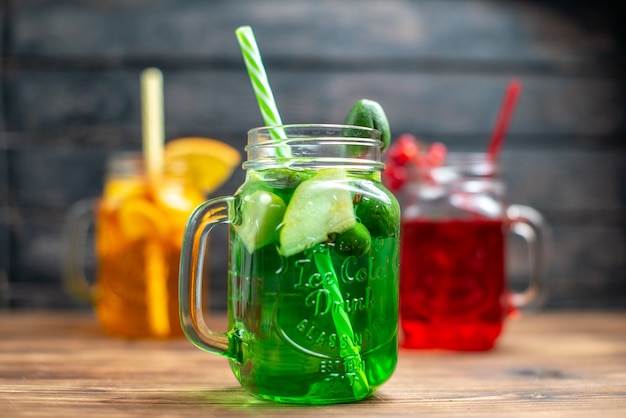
506, 204, 549, 309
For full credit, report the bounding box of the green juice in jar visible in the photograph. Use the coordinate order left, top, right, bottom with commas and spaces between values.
179, 124, 399, 405
228, 165, 400, 404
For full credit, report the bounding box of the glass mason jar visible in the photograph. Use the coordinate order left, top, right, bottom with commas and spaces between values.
398, 152, 547, 351
64, 152, 206, 338
179, 124, 400, 404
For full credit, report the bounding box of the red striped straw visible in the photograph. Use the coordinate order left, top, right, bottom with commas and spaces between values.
487, 79, 522, 160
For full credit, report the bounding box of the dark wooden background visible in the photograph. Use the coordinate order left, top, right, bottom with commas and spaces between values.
0, 0, 624, 311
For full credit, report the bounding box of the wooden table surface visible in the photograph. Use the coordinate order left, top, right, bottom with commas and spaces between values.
1, 310, 625, 417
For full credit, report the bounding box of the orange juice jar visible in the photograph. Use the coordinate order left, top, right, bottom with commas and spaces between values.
64, 152, 206, 339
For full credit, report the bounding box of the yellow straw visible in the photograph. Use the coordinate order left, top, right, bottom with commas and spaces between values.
140, 68, 165, 181
145, 240, 170, 336
139, 67, 169, 336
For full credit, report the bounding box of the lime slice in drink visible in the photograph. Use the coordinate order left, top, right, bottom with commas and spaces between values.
279, 168, 356, 257
238, 190, 286, 253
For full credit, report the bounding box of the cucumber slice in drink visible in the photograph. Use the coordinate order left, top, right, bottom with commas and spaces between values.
238, 190, 286, 253
279, 168, 356, 257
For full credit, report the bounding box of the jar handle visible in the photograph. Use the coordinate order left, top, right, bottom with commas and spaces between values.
62, 198, 98, 303
505, 204, 549, 308
179, 196, 236, 357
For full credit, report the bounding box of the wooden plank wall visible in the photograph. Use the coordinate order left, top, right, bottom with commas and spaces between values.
0, 0, 624, 310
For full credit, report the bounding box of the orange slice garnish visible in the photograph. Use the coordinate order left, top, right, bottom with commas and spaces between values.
118, 197, 169, 241
154, 180, 205, 246
101, 177, 148, 210
163, 137, 241, 196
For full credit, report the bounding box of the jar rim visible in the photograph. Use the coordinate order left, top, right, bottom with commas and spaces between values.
244, 124, 385, 171
432, 152, 500, 174
442, 152, 497, 163
248, 123, 381, 137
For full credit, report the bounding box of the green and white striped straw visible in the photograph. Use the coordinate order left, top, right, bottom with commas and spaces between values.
235, 26, 290, 157
235, 25, 369, 399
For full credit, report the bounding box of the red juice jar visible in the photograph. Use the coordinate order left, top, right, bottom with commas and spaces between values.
398, 153, 547, 351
